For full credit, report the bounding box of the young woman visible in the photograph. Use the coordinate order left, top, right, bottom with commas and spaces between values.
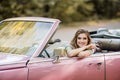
66, 29, 98, 59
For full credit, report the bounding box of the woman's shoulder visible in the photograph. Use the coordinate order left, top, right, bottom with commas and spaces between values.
65, 44, 74, 49
65, 44, 75, 53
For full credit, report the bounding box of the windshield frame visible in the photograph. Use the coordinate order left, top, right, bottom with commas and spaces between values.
0, 17, 60, 58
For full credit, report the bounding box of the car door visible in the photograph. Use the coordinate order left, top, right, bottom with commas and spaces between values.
105, 52, 120, 80
28, 53, 105, 80
0, 62, 28, 80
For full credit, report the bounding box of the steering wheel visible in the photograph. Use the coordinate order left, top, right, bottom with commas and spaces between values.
39, 49, 50, 58
44, 50, 50, 58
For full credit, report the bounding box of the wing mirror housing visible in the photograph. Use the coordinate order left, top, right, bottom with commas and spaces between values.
52, 47, 67, 63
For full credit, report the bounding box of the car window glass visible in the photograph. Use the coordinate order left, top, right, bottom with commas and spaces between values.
0, 21, 53, 55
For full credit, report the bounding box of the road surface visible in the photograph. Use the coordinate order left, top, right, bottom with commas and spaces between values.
53, 22, 120, 41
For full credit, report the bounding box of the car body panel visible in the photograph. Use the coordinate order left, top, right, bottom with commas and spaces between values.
105, 52, 120, 80
0, 53, 29, 66
28, 54, 105, 80
0, 67, 28, 80
0, 53, 29, 80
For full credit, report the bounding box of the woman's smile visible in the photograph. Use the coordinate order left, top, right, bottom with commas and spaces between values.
77, 33, 88, 47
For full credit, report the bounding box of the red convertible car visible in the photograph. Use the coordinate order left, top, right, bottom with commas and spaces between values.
0, 17, 120, 80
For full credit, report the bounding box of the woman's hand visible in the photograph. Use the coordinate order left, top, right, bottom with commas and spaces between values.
87, 43, 99, 50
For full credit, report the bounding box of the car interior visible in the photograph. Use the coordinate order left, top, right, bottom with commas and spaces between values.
39, 28, 120, 58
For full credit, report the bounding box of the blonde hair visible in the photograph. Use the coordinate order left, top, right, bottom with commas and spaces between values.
70, 29, 91, 48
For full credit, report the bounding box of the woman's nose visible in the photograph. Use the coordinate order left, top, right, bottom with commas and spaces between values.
80, 39, 84, 42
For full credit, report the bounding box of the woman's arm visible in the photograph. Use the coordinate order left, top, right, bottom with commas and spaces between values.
68, 45, 89, 57
68, 44, 97, 57
77, 50, 93, 59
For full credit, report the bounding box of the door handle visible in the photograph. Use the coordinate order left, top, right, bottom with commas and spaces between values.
97, 62, 102, 66
89, 62, 102, 65
88, 62, 102, 70
97, 62, 102, 70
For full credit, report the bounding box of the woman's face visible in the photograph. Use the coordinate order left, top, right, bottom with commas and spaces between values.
77, 33, 88, 48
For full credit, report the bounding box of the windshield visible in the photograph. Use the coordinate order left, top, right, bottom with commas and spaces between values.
0, 21, 53, 56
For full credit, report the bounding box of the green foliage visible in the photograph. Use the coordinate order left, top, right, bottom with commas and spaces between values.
0, 0, 120, 23
91, 0, 120, 18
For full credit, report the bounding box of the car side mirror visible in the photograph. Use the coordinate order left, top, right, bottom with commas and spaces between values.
52, 47, 67, 63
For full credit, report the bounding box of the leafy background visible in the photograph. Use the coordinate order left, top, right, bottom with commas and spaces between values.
0, 0, 120, 23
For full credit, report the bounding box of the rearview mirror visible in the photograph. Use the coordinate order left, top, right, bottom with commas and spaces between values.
49, 39, 61, 44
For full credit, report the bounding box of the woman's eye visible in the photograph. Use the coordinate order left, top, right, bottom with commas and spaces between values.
77, 37, 81, 39
83, 38, 87, 40
77, 37, 87, 40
